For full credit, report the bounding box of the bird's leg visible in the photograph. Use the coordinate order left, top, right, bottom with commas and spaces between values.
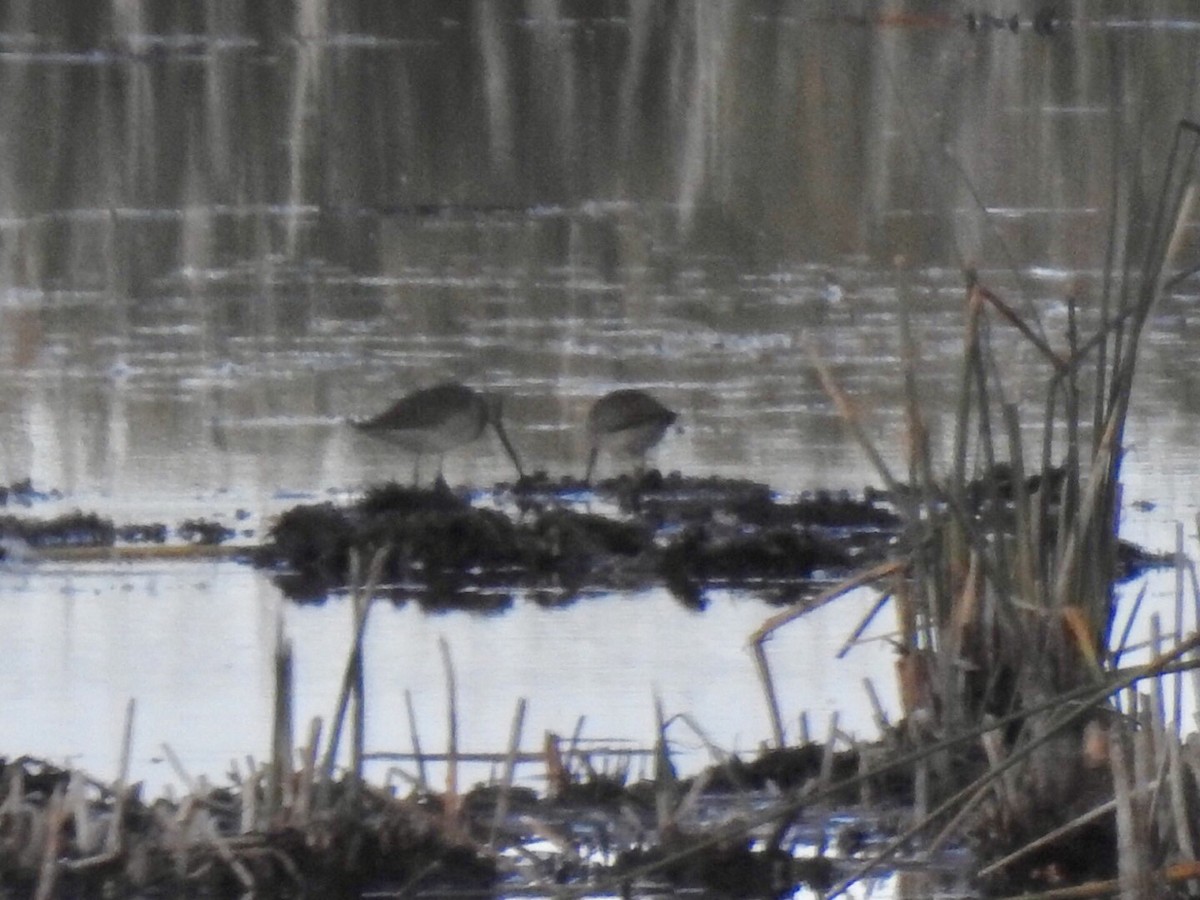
434, 474, 449, 493
584, 446, 599, 485
434, 455, 450, 492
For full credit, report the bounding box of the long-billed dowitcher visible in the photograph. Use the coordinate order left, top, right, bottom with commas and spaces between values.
354, 381, 524, 483
584, 388, 677, 483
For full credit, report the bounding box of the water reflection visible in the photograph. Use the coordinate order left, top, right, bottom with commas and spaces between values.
0, 562, 900, 796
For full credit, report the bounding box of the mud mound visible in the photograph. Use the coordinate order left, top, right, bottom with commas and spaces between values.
255, 473, 910, 606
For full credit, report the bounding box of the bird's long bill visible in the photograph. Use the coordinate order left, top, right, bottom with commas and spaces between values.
491, 419, 525, 479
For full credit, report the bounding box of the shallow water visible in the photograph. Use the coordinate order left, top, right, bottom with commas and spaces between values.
0, 558, 905, 791
1, 9, 1200, 897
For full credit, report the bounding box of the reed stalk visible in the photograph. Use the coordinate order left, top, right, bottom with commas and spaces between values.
32, 785, 65, 900
818, 713, 838, 788
162, 744, 195, 795
317, 545, 389, 806
1111, 731, 1156, 897
268, 632, 293, 816
67, 773, 92, 856
438, 635, 461, 826
652, 695, 678, 829
489, 697, 527, 850
294, 717, 322, 824
567, 715, 586, 772
1166, 737, 1195, 863
240, 765, 260, 834
1173, 522, 1186, 728
778, 121, 1200, 897
585, 649, 1200, 900
104, 698, 135, 856
351, 584, 367, 802
404, 688, 428, 791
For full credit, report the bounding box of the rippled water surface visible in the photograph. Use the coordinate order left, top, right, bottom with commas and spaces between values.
2, 15, 1200, 896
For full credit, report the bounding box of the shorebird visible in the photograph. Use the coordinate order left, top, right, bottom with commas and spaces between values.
354, 381, 525, 484
584, 389, 678, 483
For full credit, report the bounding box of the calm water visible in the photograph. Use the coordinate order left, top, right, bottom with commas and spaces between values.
1, 8, 1200, 893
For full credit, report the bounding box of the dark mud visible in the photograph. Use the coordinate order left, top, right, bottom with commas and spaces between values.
252, 470, 1168, 608
0, 481, 243, 557
0, 475, 1170, 612
0, 510, 235, 556
252, 472, 904, 606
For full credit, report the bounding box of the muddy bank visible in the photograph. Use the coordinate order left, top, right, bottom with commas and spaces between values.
0, 475, 1170, 610
252, 472, 905, 605
0, 480, 245, 555
252, 470, 1168, 607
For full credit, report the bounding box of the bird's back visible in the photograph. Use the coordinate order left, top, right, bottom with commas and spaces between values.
353, 381, 492, 456
588, 389, 677, 437
356, 382, 481, 433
